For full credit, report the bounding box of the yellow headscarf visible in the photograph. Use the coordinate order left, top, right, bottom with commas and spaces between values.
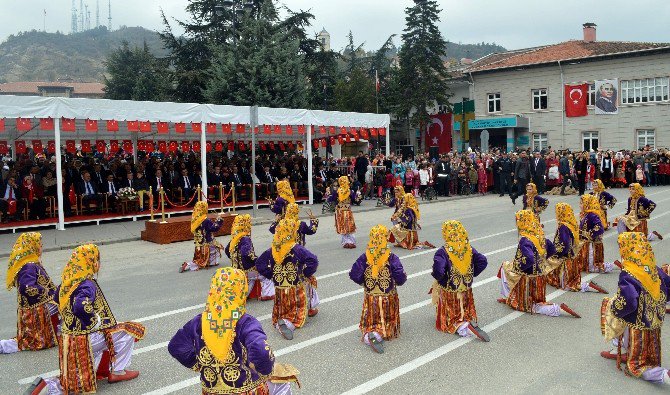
403, 193, 420, 220
191, 201, 209, 233
555, 203, 578, 242
442, 220, 473, 275
618, 232, 661, 300
285, 203, 300, 221
271, 218, 298, 265
276, 180, 295, 204
6, 232, 42, 290
229, 214, 251, 256
393, 185, 404, 200
59, 244, 100, 311
629, 183, 645, 199
337, 176, 350, 203
366, 225, 391, 278
593, 179, 605, 194
516, 209, 545, 256
581, 194, 606, 228
202, 267, 248, 363
526, 182, 537, 196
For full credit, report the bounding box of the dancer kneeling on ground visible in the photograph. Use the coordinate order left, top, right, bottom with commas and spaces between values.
389, 193, 435, 250
590, 179, 617, 230
578, 194, 616, 273
349, 225, 406, 353
431, 220, 490, 341
226, 214, 274, 301
169, 267, 299, 395
617, 183, 663, 241
27, 244, 145, 395
270, 203, 318, 246
328, 176, 357, 248
1, 232, 59, 355
388, 185, 405, 224
600, 232, 670, 386
498, 210, 581, 318
180, 201, 225, 273
257, 218, 319, 340
547, 203, 607, 293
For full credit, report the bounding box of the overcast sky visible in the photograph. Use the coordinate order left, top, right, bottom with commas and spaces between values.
2, 0, 670, 53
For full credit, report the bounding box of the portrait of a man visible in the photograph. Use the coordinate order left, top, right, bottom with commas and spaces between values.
595, 79, 619, 114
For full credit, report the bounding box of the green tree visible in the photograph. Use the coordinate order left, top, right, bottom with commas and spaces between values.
103, 41, 169, 101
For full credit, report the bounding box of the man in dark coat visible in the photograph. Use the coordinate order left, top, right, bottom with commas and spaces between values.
530, 151, 547, 194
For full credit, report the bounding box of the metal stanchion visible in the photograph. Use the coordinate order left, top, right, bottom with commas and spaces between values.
196, 185, 201, 202
219, 182, 224, 214
149, 186, 156, 222
231, 182, 236, 213
160, 187, 167, 223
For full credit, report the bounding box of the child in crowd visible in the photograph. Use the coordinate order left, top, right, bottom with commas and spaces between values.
477, 163, 487, 195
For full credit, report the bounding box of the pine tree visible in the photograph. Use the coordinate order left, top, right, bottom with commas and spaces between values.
104, 41, 169, 101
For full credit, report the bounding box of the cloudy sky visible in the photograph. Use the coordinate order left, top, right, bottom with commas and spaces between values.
2, 0, 670, 53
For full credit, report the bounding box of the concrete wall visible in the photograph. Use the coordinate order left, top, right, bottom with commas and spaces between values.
470, 52, 670, 150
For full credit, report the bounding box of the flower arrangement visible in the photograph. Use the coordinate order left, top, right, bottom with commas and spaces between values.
117, 187, 137, 199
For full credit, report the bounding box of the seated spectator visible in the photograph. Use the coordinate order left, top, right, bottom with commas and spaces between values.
77, 172, 105, 214
0, 176, 25, 222
21, 175, 47, 220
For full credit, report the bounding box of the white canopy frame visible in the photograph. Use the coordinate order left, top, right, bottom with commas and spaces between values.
0, 95, 390, 230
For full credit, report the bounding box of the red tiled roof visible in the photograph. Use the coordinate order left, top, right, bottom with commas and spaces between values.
467, 40, 670, 73
0, 81, 105, 95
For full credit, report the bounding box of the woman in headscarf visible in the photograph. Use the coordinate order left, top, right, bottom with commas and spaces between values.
327, 175, 357, 248
226, 214, 275, 302
521, 182, 548, 219
0, 232, 58, 354
431, 221, 490, 341
389, 193, 435, 250
31, 244, 145, 395
577, 194, 614, 273
547, 203, 607, 293
600, 232, 670, 386
590, 179, 617, 230
180, 201, 225, 273
269, 179, 295, 225
387, 184, 406, 225
349, 225, 407, 354
269, 202, 319, 246
617, 183, 663, 241
498, 210, 580, 318
169, 267, 296, 395
256, 218, 319, 340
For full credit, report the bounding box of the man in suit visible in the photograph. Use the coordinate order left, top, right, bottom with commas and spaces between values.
0, 176, 25, 222
177, 168, 195, 201
78, 171, 105, 214
230, 165, 249, 201
102, 173, 120, 212
496, 152, 513, 197
530, 151, 547, 194
513, 151, 531, 202
258, 164, 276, 198
122, 172, 135, 190
574, 151, 588, 196
92, 163, 106, 189
436, 155, 451, 197
559, 152, 571, 195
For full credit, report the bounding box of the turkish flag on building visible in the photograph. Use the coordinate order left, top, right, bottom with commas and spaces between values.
206, 141, 213, 152
260, 141, 267, 151
175, 123, 186, 133
85, 119, 98, 132
16, 118, 32, 131
47, 141, 55, 154
370, 128, 378, 137
319, 126, 326, 135
298, 125, 305, 135
81, 140, 92, 153
238, 141, 246, 151
346, 133, 351, 143
106, 120, 119, 132
140, 121, 152, 132
0, 141, 8, 154
263, 125, 271, 135
565, 84, 589, 117
360, 128, 369, 140
269, 141, 276, 150
313, 139, 319, 149
157, 122, 169, 134
62, 118, 76, 132
32, 140, 43, 153
110, 140, 120, 152
40, 118, 54, 131
320, 138, 327, 148
426, 113, 453, 154
279, 142, 286, 151
137, 140, 147, 151
288, 141, 294, 150
65, 140, 76, 153
96, 140, 106, 153
227, 141, 234, 151
379, 127, 386, 136
338, 135, 345, 145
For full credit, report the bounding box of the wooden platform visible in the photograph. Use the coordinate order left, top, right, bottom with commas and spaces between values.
141, 213, 237, 244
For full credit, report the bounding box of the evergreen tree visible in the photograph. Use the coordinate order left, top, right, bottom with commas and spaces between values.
104, 41, 169, 101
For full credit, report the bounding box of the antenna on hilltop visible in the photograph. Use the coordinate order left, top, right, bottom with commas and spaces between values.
107, 0, 112, 31
85, 4, 90, 31
71, 0, 78, 33
79, 0, 84, 31
96, 0, 100, 28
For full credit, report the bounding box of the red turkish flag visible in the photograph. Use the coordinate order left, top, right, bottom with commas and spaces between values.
62, 118, 76, 132
0, 141, 7, 154
40, 118, 54, 131
269, 141, 276, 150
427, 113, 452, 154
238, 141, 246, 151
329, 126, 336, 136
338, 135, 345, 145
140, 121, 152, 132
81, 140, 92, 153
181, 141, 190, 152
361, 128, 369, 140
206, 123, 217, 134
215, 141, 223, 152
145, 142, 155, 153
288, 141, 294, 150
16, 118, 32, 131
236, 124, 246, 134
222, 124, 232, 134
379, 127, 386, 136
227, 141, 234, 151
340, 126, 347, 135
127, 121, 139, 132
192, 141, 201, 152
260, 141, 267, 151
157, 141, 167, 153
168, 141, 178, 153
279, 142, 286, 151
330, 136, 336, 146
32, 140, 43, 153
298, 125, 305, 134
263, 125, 271, 135
175, 123, 186, 133
286, 125, 293, 135
47, 141, 55, 154
157, 122, 169, 134
319, 126, 326, 135
274, 125, 282, 135
106, 120, 119, 132
354, 132, 360, 142
65, 140, 76, 153
346, 133, 351, 143
110, 140, 120, 152
370, 128, 378, 137
96, 140, 106, 153
85, 119, 98, 132
137, 140, 147, 151
123, 140, 133, 152
312, 139, 319, 149
0, 118, 5, 132
191, 123, 202, 133
320, 138, 327, 148
565, 83, 589, 117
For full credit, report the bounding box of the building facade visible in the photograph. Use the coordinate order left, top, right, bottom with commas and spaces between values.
0, 81, 105, 99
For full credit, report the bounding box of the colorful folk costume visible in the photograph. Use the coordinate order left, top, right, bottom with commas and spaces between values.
270, 203, 319, 246
522, 183, 549, 220
387, 185, 406, 225
328, 176, 357, 248
617, 183, 663, 241
578, 194, 614, 273
431, 221, 490, 341
600, 232, 670, 385
168, 267, 299, 395
30, 244, 145, 395
226, 214, 275, 301
389, 193, 435, 250
0, 232, 58, 354
269, 180, 295, 226
591, 179, 617, 230
547, 203, 607, 293
257, 219, 319, 340
349, 225, 407, 353
181, 201, 225, 273
498, 210, 581, 318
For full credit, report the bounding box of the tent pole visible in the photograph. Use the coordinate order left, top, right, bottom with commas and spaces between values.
250, 106, 258, 218
200, 122, 208, 200
385, 121, 390, 157
307, 124, 313, 205
54, 118, 65, 231
131, 133, 138, 165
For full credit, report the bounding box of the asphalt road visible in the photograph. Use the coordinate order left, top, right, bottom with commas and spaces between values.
2, 186, 670, 394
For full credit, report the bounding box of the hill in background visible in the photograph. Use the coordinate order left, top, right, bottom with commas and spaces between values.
0, 26, 166, 83
444, 41, 507, 61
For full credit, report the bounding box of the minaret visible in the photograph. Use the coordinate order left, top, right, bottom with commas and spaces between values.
107, 0, 112, 31
71, 0, 78, 33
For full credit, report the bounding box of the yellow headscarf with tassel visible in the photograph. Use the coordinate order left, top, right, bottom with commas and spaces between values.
337, 176, 350, 203
442, 220, 473, 275
228, 214, 252, 256
556, 203, 579, 243
202, 267, 248, 363
285, 203, 300, 221
618, 232, 661, 300
271, 218, 298, 265
366, 225, 391, 278
593, 179, 605, 194
6, 232, 42, 290
59, 244, 100, 311
581, 194, 606, 228
403, 193, 420, 220
629, 183, 645, 199
516, 209, 546, 256
191, 201, 209, 233
276, 180, 295, 204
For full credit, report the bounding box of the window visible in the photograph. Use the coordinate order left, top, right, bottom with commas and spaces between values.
532, 89, 548, 110
487, 93, 501, 113
637, 129, 655, 149
587, 83, 596, 106
582, 131, 599, 151
532, 133, 548, 151
621, 77, 669, 104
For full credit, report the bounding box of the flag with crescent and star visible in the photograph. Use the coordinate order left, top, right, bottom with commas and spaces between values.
564, 83, 588, 117
426, 113, 453, 154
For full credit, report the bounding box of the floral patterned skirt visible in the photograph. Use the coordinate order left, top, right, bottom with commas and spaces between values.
273, 285, 308, 329
335, 207, 356, 235
626, 327, 662, 378
506, 275, 546, 313
16, 303, 57, 351
360, 291, 400, 340
435, 287, 477, 334
546, 258, 582, 292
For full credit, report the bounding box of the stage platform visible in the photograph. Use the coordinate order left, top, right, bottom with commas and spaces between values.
141, 212, 238, 244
